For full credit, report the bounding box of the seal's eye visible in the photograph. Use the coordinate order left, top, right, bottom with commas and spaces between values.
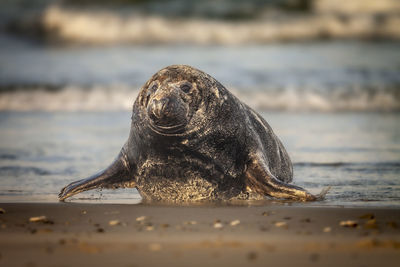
145, 83, 158, 105
150, 83, 158, 92
146, 83, 158, 97
180, 83, 192, 93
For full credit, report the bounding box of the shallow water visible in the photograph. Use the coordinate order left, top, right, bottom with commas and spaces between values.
0, 34, 399, 206
0, 111, 399, 207
1, 36, 399, 112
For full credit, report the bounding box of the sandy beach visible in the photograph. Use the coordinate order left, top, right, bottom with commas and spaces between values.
0, 203, 399, 267
0, 1, 399, 267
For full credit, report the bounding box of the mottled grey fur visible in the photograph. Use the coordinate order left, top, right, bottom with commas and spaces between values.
59, 65, 321, 202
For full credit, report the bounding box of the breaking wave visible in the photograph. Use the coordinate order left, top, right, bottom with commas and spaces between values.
0, 84, 399, 112
38, 5, 400, 44
4, 1, 400, 45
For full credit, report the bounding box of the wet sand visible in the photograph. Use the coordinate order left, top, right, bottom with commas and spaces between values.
0, 203, 399, 267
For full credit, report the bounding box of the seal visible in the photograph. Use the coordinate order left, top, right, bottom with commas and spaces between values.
59, 65, 326, 202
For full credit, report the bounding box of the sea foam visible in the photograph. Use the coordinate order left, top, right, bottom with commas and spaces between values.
0, 85, 398, 112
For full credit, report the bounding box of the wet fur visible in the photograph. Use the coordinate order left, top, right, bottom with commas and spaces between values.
59, 65, 319, 202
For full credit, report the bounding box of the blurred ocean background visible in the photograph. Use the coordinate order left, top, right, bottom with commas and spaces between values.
0, 0, 399, 206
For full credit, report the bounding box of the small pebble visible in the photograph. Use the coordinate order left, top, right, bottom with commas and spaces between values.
81, 210, 87, 215
230, 220, 240, 226
0, 208, 5, 214
261, 211, 270, 216
109, 220, 121, 226
323, 227, 332, 233
184, 221, 197, 225
340, 220, 358, 228
146, 225, 154, 231
29, 216, 47, 222
274, 221, 288, 228
136, 216, 148, 222
96, 228, 105, 233
29, 216, 53, 224
214, 220, 223, 229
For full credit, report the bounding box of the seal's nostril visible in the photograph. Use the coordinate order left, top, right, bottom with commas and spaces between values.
152, 98, 170, 119
159, 98, 169, 111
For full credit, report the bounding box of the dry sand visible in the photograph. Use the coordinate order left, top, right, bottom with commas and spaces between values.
0, 203, 399, 267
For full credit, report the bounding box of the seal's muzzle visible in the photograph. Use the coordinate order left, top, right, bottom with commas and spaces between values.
147, 94, 188, 131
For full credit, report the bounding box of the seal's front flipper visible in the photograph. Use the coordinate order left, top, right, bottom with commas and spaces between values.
59, 147, 134, 201
244, 153, 319, 201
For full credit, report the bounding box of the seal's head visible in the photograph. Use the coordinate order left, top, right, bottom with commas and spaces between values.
145, 79, 191, 134
138, 65, 217, 135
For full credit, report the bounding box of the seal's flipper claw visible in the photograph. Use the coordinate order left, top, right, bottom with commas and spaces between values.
58, 147, 134, 201
314, 186, 331, 201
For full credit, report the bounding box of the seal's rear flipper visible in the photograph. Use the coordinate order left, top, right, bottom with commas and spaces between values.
59, 148, 134, 201
245, 153, 318, 201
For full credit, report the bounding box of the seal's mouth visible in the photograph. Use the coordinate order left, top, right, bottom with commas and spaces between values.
148, 121, 186, 135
